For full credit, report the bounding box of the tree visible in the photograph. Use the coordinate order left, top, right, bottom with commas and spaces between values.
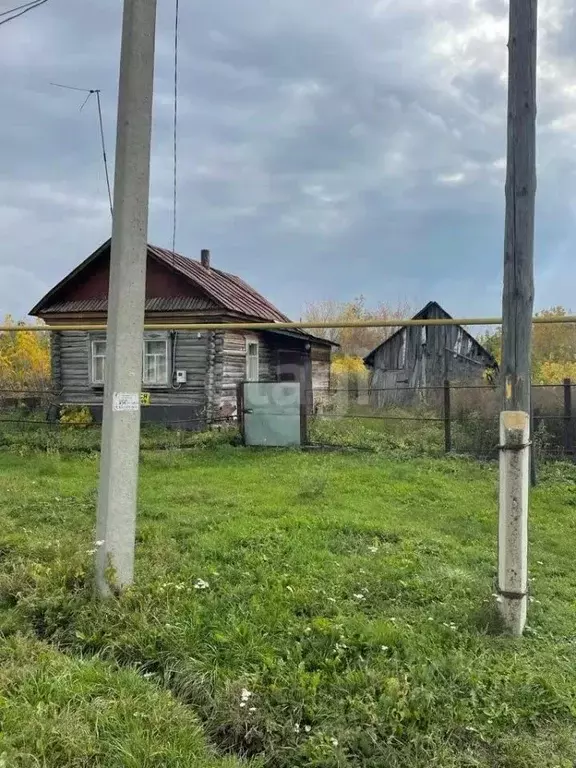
479, 306, 576, 384
0, 315, 51, 396
303, 296, 410, 360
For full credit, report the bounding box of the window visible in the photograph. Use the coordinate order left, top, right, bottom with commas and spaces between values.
90, 334, 170, 387
91, 340, 106, 385
246, 339, 259, 381
143, 338, 169, 385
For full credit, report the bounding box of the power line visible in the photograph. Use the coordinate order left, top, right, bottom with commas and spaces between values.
95, 90, 113, 217
50, 83, 113, 219
0, 0, 41, 17
172, 0, 180, 257
50, 82, 93, 93
79, 91, 93, 112
0, 0, 48, 26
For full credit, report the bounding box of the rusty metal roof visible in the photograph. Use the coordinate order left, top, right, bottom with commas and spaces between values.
42, 297, 218, 314
31, 239, 289, 323
147, 245, 291, 323
30, 239, 333, 347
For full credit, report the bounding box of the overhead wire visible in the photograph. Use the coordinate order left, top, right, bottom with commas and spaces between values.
172, 0, 180, 261
0, 0, 42, 17
95, 90, 113, 217
50, 82, 92, 93
0, 0, 48, 26
50, 83, 113, 219
79, 91, 92, 112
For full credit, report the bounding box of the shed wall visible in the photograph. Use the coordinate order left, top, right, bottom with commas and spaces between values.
369, 310, 493, 407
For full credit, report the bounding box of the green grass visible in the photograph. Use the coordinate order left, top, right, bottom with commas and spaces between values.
310, 406, 444, 455
0, 415, 239, 454
1, 447, 576, 766
0, 636, 242, 767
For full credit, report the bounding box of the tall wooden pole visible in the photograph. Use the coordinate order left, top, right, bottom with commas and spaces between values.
501, 0, 537, 412
498, 0, 537, 636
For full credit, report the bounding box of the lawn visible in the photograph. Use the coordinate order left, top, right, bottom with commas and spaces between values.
1, 446, 576, 767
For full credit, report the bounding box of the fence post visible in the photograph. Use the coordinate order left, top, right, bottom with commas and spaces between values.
443, 380, 451, 453
530, 387, 537, 487
563, 378, 572, 455
300, 377, 308, 445
348, 373, 359, 407
236, 382, 245, 443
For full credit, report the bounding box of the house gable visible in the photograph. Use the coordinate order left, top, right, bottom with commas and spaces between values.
363, 301, 496, 369
30, 239, 334, 351
30, 243, 215, 316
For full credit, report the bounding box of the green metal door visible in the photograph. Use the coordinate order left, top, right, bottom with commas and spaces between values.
243, 382, 301, 447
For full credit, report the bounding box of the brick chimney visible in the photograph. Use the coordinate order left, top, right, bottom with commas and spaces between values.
200, 249, 210, 269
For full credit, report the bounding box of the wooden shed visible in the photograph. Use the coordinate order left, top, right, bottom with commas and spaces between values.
363, 301, 497, 407
30, 240, 334, 428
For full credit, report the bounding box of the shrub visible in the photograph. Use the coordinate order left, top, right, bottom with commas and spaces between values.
59, 406, 94, 428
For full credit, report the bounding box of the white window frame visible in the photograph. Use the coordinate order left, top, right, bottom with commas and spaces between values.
91, 339, 107, 385
142, 334, 170, 387
245, 338, 260, 382
90, 333, 171, 388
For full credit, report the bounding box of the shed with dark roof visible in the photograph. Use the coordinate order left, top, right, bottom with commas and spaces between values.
31, 239, 334, 428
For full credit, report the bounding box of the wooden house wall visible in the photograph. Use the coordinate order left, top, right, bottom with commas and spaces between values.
369, 312, 492, 407
212, 331, 277, 416
53, 330, 209, 409
311, 361, 330, 392
310, 343, 330, 393
52, 327, 331, 424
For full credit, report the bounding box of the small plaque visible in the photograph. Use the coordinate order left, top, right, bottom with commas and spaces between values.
141, 392, 151, 406
112, 392, 140, 412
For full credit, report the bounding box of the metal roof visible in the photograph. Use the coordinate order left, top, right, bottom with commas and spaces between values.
42, 297, 218, 314
147, 245, 291, 324
30, 239, 334, 347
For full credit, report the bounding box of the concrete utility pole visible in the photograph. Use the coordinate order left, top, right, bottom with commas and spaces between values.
95, 0, 158, 596
498, 0, 537, 635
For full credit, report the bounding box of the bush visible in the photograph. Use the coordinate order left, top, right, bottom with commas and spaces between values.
60, 406, 94, 428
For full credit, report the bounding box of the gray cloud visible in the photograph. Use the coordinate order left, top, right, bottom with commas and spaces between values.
0, 0, 575, 324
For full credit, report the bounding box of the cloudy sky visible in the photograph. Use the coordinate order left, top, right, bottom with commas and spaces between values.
0, 0, 574, 322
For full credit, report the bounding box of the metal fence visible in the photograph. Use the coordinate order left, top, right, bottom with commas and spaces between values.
308, 379, 575, 463
0, 387, 237, 453
1, 380, 575, 463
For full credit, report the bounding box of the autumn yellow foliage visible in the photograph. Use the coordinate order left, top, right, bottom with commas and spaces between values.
480, 306, 576, 384
0, 315, 51, 395
331, 354, 366, 375
534, 360, 576, 385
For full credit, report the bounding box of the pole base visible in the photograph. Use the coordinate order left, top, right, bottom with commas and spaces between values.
498, 594, 527, 637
